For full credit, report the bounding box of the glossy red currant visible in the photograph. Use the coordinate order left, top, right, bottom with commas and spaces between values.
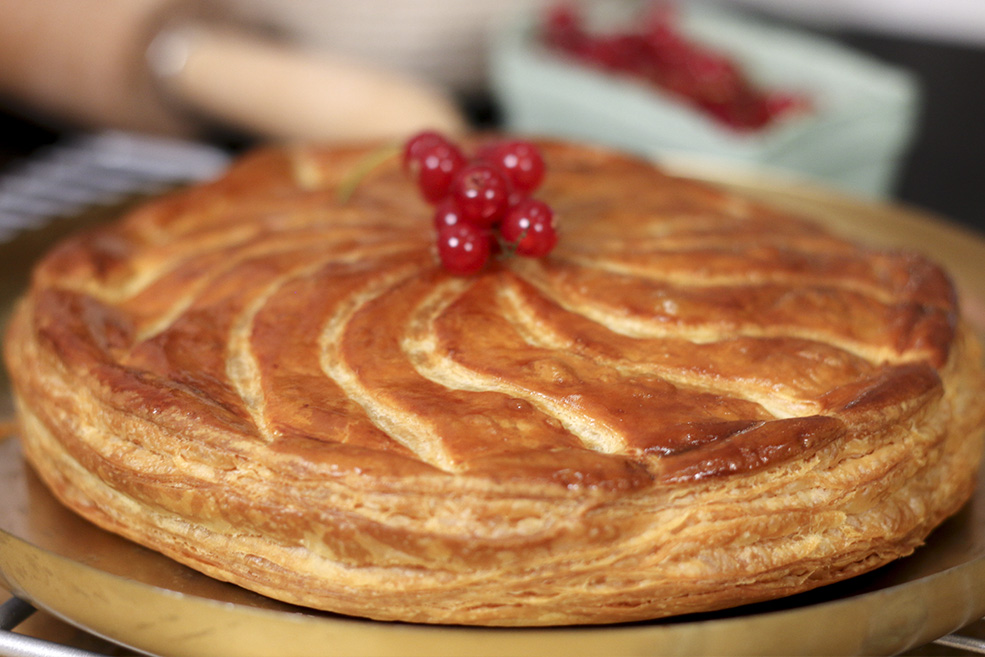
436, 222, 492, 275
433, 197, 463, 231
450, 163, 511, 227
400, 131, 556, 274
402, 131, 447, 172
476, 140, 546, 195
500, 199, 557, 257
413, 140, 467, 203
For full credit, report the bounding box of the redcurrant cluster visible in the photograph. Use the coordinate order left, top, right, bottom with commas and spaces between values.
543, 2, 810, 131
403, 131, 557, 275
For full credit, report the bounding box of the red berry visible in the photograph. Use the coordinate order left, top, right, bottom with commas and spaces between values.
437, 223, 492, 275
686, 52, 742, 103
402, 131, 447, 172
543, 3, 587, 53
542, 2, 805, 132
400, 131, 557, 269
433, 197, 463, 231
450, 163, 511, 227
500, 199, 557, 257
476, 141, 546, 195
765, 92, 810, 119
414, 140, 467, 203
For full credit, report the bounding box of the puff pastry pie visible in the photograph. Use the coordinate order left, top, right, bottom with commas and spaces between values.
5, 139, 985, 626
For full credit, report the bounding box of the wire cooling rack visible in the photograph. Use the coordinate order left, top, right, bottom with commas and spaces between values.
0, 130, 228, 242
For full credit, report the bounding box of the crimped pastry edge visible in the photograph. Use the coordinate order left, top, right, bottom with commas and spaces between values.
6, 292, 984, 626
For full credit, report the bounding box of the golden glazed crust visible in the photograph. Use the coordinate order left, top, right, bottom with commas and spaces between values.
4, 139, 985, 626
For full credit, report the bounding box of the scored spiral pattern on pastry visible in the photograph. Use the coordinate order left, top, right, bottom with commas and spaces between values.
5, 139, 985, 626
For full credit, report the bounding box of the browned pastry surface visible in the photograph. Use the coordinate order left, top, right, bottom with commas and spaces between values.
4, 139, 985, 626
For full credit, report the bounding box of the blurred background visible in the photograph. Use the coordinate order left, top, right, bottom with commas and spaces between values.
0, 0, 982, 231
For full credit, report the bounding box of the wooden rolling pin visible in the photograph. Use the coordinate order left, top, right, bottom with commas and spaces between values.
0, 0, 466, 141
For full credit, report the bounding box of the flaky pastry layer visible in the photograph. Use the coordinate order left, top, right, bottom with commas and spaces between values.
5, 140, 985, 626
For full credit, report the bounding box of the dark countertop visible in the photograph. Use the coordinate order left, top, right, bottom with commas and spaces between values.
835, 29, 985, 233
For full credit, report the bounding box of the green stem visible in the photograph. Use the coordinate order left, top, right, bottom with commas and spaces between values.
496, 228, 528, 260
337, 143, 401, 204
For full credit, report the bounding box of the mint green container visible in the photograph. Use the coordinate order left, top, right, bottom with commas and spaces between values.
490, 3, 920, 198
